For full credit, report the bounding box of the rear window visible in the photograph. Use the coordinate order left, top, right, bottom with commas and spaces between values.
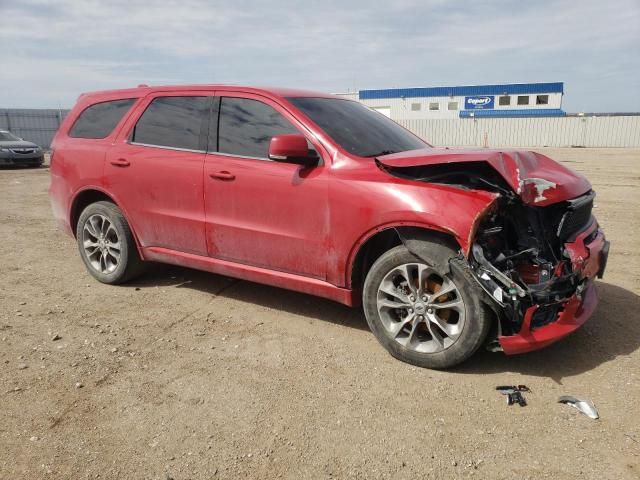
131, 96, 209, 151
69, 99, 135, 139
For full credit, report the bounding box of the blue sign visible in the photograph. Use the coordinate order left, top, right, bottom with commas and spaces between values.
465, 96, 494, 110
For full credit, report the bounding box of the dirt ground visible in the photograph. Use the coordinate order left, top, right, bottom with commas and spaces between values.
1, 148, 639, 480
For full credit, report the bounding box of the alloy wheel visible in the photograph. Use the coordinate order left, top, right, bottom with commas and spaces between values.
376, 263, 466, 353
82, 214, 121, 274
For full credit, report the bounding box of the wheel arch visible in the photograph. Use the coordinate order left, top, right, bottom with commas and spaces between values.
70, 188, 114, 236
69, 188, 145, 258
348, 224, 462, 294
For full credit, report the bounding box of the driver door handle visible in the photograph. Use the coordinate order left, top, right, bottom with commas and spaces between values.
209, 171, 235, 181
110, 158, 130, 167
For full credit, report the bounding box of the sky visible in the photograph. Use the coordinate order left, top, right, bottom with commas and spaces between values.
0, 0, 639, 112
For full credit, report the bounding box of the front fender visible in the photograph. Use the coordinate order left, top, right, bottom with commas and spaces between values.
328, 178, 499, 287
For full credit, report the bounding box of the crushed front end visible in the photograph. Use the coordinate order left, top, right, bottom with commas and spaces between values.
377, 149, 611, 355
471, 190, 609, 354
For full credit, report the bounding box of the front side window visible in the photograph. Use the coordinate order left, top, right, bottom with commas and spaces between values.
517, 95, 530, 105
411, 103, 421, 111
131, 96, 209, 150
69, 98, 135, 139
218, 97, 298, 158
288, 97, 427, 157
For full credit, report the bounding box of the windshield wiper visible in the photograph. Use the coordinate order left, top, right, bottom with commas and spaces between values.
364, 150, 397, 158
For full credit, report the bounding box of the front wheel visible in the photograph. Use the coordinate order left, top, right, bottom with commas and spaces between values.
76, 201, 144, 284
363, 243, 490, 369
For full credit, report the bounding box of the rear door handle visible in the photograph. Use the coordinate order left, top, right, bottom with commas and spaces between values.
110, 158, 130, 167
209, 171, 235, 181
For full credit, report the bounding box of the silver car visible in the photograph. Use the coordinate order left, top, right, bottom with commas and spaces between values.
0, 130, 44, 167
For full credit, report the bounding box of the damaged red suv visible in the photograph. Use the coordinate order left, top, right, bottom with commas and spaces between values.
49, 85, 609, 368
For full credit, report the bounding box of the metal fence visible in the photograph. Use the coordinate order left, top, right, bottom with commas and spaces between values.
0, 109, 69, 149
1, 108, 639, 149
397, 115, 640, 148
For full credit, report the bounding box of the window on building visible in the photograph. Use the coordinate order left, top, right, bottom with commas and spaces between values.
429, 102, 440, 111
536, 95, 549, 105
517, 95, 530, 106
218, 97, 299, 159
447, 101, 458, 111
499, 96, 511, 106
411, 103, 421, 111
69, 99, 135, 139
131, 96, 209, 151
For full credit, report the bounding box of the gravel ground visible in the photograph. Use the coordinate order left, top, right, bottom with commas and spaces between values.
1, 148, 639, 480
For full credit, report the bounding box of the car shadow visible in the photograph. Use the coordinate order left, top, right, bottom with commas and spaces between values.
128, 263, 368, 332
0, 164, 47, 170
127, 267, 639, 381
454, 281, 640, 382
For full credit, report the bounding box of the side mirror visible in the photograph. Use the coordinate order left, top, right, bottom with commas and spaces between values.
268, 134, 318, 167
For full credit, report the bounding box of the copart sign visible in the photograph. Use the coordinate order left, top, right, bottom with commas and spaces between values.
464, 96, 494, 110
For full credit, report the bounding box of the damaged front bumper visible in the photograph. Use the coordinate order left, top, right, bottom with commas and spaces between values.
499, 280, 598, 354
497, 222, 609, 354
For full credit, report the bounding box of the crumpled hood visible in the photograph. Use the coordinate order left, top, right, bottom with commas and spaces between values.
377, 148, 592, 206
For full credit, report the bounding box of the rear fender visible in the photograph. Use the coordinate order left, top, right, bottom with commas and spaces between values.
70, 186, 146, 260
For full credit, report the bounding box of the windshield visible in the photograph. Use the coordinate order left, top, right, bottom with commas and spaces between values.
287, 97, 428, 157
0, 131, 20, 141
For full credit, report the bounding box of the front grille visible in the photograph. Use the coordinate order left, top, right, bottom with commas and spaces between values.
556, 192, 594, 240
11, 148, 36, 154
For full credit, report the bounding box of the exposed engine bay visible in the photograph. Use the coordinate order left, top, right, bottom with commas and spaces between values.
471, 188, 597, 336
381, 160, 606, 344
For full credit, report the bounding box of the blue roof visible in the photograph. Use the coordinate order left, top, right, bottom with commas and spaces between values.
359, 82, 564, 100
459, 108, 566, 118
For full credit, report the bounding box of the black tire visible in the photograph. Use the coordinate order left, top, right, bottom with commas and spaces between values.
363, 242, 490, 369
76, 201, 144, 284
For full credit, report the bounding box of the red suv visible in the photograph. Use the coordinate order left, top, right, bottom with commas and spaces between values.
49, 85, 609, 368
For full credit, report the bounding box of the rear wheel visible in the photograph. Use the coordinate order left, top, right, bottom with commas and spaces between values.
363, 243, 490, 369
76, 201, 144, 284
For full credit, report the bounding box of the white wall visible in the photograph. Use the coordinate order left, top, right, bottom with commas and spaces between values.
333, 92, 359, 101
396, 116, 640, 148
363, 96, 461, 119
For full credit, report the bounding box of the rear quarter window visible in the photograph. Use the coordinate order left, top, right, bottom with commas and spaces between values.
69, 98, 136, 139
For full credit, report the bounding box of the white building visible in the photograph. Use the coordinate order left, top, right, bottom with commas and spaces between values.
335, 82, 565, 119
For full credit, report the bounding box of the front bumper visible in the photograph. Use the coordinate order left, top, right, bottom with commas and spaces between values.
499, 222, 609, 355
0, 152, 44, 166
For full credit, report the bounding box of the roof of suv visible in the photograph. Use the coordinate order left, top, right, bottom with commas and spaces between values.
78, 85, 337, 101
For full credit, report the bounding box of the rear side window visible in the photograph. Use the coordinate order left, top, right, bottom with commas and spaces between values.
132, 96, 209, 151
69, 99, 135, 139
218, 97, 298, 158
